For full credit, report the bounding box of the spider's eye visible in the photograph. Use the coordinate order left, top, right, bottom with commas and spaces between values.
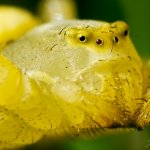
124, 30, 128, 36
79, 36, 86, 42
96, 39, 103, 45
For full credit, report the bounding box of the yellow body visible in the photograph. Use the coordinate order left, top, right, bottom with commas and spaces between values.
0, 4, 149, 150
0, 6, 39, 49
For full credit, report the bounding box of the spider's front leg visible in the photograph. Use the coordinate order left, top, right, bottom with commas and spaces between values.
0, 55, 74, 146
0, 6, 39, 50
0, 54, 24, 105
134, 61, 150, 128
0, 55, 47, 148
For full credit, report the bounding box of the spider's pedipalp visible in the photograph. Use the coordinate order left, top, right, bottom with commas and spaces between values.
135, 61, 150, 127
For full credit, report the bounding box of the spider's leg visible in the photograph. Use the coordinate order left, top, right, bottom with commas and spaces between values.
0, 54, 24, 105
0, 6, 39, 50
0, 55, 49, 147
135, 60, 150, 128
0, 54, 81, 144
0, 106, 45, 149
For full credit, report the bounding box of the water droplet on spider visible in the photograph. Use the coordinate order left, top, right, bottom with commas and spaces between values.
114, 118, 117, 121
114, 86, 118, 89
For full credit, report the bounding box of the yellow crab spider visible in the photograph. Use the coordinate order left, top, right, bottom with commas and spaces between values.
0, 0, 150, 149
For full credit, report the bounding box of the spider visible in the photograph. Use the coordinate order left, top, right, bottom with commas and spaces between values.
0, 0, 149, 149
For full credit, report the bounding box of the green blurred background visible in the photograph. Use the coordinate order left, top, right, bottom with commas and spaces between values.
0, 0, 150, 150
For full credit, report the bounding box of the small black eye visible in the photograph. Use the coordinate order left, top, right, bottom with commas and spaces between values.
124, 30, 128, 36
79, 36, 86, 42
115, 37, 119, 43
96, 39, 103, 45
